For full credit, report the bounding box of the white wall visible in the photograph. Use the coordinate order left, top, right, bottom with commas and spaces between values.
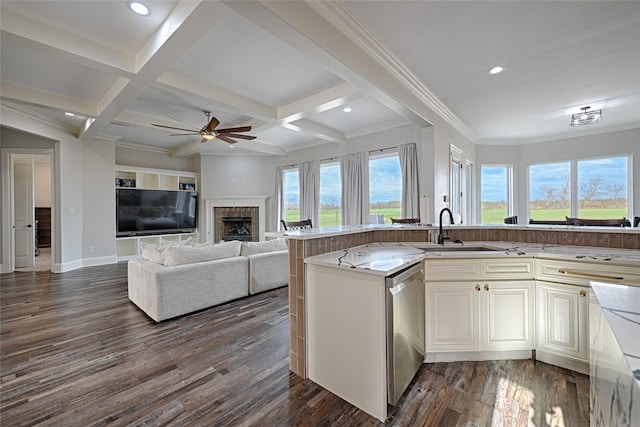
198, 154, 280, 233
34, 160, 51, 207
83, 138, 116, 266
477, 128, 640, 223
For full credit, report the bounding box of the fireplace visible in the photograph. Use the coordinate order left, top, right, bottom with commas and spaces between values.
215, 207, 258, 242
204, 197, 267, 242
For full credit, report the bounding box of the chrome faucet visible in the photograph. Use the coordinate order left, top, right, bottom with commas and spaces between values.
438, 208, 454, 245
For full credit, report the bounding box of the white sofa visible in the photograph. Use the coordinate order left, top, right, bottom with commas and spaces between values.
128, 239, 288, 322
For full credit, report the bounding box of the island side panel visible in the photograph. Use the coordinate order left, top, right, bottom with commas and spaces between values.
306, 264, 387, 422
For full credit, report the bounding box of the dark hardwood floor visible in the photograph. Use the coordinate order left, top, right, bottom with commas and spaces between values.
1, 263, 589, 426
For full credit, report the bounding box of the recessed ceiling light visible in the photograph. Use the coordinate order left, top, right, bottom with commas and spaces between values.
488, 66, 505, 75
229, 144, 235, 148
127, 1, 150, 16
343, 107, 352, 113
64, 112, 75, 117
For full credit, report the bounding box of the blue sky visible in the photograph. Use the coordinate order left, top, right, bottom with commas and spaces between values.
284, 156, 402, 205
482, 156, 628, 202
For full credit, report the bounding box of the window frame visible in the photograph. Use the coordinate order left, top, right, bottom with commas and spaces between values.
528, 154, 632, 221
369, 150, 402, 224
480, 164, 513, 224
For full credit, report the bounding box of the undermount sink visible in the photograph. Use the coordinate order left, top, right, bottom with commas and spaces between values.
423, 245, 501, 252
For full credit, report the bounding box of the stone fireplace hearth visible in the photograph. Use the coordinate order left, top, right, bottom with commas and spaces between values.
205, 197, 267, 242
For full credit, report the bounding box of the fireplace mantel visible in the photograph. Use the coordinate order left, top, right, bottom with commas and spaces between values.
204, 197, 267, 242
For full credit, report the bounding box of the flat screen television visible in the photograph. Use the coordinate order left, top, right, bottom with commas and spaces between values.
116, 188, 198, 237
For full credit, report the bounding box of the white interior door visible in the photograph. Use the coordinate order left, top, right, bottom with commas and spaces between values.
14, 157, 35, 268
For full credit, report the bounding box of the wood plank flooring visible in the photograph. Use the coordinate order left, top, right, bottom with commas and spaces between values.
1, 263, 589, 426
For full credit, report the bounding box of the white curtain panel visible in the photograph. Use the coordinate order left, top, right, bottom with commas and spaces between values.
341, 152, 370, 225
275, 166, 284, 230
299, 160, 320, 227
399, 143, 420, 218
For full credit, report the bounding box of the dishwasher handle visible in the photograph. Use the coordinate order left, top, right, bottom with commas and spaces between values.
386, 263, 423, 288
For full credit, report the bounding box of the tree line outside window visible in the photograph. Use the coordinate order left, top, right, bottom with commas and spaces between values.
480, 155, 630, 224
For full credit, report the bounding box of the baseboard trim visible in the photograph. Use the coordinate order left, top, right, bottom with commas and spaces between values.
534, 349, 589, 375
424, 349, 533, 363
84, 255, 118, 268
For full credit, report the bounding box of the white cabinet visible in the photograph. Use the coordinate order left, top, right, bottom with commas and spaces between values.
426, 282, 480, 352
483, 281, 535, 351
425, 257, 535, 361
306, 264, 388, 421
536, 280, 589, 374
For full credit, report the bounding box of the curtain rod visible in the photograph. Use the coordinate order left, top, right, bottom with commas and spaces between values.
281, 145, 402, 169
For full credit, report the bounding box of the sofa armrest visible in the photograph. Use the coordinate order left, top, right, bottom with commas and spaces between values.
247, 249, 289, 294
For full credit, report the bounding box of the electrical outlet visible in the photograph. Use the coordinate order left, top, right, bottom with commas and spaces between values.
88, 245, 94, 253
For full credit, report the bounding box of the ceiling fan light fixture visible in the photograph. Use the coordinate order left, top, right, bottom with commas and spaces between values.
571, 106, 602, 127
127, 1, 150, 16
202, 134, 215, 140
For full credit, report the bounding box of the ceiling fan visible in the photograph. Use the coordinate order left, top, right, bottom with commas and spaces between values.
151, 111, 256, 144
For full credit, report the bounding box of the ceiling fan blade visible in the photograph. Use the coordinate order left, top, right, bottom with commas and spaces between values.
170, 133, 201, 136
167, 115, 200, 130
217, 135, 238, 144
206, 116, 220, 132
223, 133, 256, 140
216, 126, 252, 134
152, 124, 199, 132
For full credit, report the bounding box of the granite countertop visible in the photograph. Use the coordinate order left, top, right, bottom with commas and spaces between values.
590, 281, 640, 389
283, 223, 640, 240
304, 241, 640, 276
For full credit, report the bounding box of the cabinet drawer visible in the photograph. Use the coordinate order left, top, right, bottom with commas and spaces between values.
481, 259, 534, 280
536, 258, 640, 286
424, 259, 481, 281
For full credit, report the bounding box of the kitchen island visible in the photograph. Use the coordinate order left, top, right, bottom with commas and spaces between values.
285, 224, 639, 422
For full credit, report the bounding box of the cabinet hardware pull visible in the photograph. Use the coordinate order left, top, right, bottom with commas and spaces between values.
579, 290, 586, 297
557, 269, 624, 281
484, 284, 489, 291
475, 284, 481, 291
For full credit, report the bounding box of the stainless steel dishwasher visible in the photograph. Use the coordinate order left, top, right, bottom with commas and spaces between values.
385, 262, 425, 405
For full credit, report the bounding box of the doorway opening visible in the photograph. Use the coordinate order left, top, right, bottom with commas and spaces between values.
9, 152, 54, 273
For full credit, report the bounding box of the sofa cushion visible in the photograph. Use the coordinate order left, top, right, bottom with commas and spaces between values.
140, 242, 168, 264
240, 238, 288, 256
163, 240, 242, 266
139, 237, 194, 264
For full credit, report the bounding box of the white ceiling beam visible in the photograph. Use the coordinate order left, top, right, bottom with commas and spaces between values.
79, 1, 231, 140
0, 10, 135, 76
155, 70, 277, 121
282, 118, 346, 145
0, 82, 98, 119
277, 81, 363, 122
171, 137, 285, 157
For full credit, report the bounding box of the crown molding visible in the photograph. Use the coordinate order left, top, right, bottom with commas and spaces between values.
306, 1, 477, 143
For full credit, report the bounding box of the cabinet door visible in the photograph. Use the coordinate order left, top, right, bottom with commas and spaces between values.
482, 281, 534, 351
536, 281, 588, 362
425, 282, 480, 352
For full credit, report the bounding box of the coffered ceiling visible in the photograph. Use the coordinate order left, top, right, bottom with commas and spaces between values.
1, 1, 639, 157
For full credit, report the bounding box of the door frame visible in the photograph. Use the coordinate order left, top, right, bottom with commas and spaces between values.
1, 148, 55, 273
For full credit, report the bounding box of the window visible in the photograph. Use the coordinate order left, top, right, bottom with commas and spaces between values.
481, 165, 512, 224
369, 153, 401, 223
529, 162, 571, 221
319, 162, 341, 226
464, 160, 474, 224
283, 168, 300, 222
450, 145, 463, 223
529, 156, 630, 220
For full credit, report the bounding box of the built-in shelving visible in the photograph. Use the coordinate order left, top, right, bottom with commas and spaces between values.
115, 165, 197, 191
114, 165, 199, 260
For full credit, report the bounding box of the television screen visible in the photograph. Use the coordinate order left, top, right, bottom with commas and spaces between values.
116, 189, 198, 236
